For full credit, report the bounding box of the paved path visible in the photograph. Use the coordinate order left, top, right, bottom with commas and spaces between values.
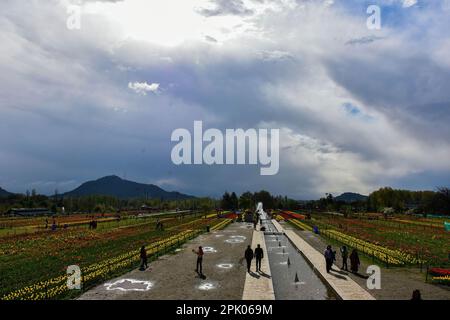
272, 220, 375, 300
79, 222, 254, 300
242, 226, 275, 300
282, 221, 450, 300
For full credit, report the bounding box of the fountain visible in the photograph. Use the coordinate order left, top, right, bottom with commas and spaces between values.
260, 210, 336, 300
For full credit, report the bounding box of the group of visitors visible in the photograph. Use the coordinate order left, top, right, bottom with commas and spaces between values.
190, 243, 267, 276
324, 245, 360, 274
45, 218, 57, 230
184, 243, 266, 276
245, 244, 264, 273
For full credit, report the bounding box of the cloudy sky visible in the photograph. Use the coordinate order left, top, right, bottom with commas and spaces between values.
1, 0, 450, 199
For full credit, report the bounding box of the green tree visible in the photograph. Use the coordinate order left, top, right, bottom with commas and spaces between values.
230, 192, 238, 210
238, 192, 253, 209
221, 192, 232, 210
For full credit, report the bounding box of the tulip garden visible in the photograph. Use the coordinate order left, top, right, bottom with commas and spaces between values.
0, 211, 230, 300
278, 211, 450, 285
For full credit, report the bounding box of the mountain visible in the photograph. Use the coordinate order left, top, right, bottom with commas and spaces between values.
63, 175, 194, 200
334, 192, 368, 203
0, 187, 13, 198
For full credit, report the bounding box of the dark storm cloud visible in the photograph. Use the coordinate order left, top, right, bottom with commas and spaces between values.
1, 0, 450, 198
325, 41, 450, 140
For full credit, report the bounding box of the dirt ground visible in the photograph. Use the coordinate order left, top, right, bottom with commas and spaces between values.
78, 222, 255, 300
281, 221, 450, 300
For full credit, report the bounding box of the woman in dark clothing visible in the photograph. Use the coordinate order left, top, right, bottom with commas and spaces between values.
140, 246, 148, 270
349, 249, 360, 273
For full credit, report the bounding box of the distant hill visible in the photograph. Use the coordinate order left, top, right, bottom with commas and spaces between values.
0, 187, 13, 198
334, 192, 368, 203
63, 175, 194, 200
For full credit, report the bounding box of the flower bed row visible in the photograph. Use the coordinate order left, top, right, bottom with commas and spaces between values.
429, 267, 450, 277
211, 219, 232, 231
431, 275, 450, 285
280, 211, 307, 220
392, 219, 444, 229
1, 229, 201, 300
288, 219, 313, 232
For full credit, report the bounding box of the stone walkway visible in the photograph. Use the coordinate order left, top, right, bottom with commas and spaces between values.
281, 221, 450, 300
242, 226, 275, 300
272, 220, 375, 300
79, 222, 254, 300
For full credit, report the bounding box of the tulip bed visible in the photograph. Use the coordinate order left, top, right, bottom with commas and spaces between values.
280, 211, 307, 220
210, 218, 232, 231
1, 228, 210, 300
287, 217, 427, 266
288, 219, 313, 232
429, 267, 450, 276
320, 229, 423, 266
429, 267, 450, 285
392, 219, 444, 229
0, 213, 229, 300
431, 275, 450, 285
301, 213, 449, 266
429, 268, 450, 285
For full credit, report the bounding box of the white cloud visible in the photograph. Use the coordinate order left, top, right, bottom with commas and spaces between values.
402, 0, 418, 8
128, 82, 160, 95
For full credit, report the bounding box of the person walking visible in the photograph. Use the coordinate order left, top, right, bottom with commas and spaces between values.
140, 246, 148, 270
254, 244, 264, 272
324, 245, 334, 273
192, 246, 204, 275
350, 249, 360, 274
156, 218, 161, 230
340, 245, 349, 271
245, 245, 254, 273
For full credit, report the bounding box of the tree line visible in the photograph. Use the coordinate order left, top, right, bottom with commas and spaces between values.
367, 187, 450, 215
220, 190, 298, 211
0, 191, 219, 215
2, 186, 449, 216
308, 187, 450, 216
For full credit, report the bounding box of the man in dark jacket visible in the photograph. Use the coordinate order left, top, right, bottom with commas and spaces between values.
340, 245, 348, 271
140, 246, 148, 270
324, 245, 335, 273
244, 245, 254, 273
254, 244, 264, 272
